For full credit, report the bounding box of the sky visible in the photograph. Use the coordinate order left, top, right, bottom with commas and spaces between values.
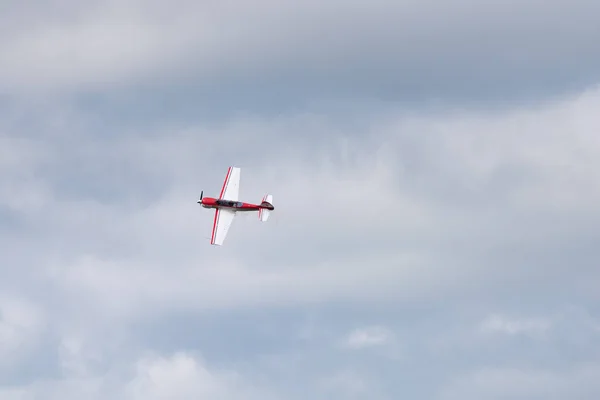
1, 0, 600, 399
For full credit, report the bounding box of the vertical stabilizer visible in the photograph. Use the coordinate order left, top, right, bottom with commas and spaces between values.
258, 194, 273, 222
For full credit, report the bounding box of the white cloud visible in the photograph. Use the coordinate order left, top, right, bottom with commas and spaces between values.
478, 314, 552, 336
0, 297, 44, 370
319, 369, 371, 398
124, 352, 271, 400
1, 48, 600, 398
342, 326, 393, 349
0, 351, 272, 400
2, 84, 599, 322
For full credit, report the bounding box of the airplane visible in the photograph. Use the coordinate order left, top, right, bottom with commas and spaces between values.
197, 166, 274, 246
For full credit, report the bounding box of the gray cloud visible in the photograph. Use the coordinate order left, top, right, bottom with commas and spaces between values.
2, 0, 600, 104
439, 364, 600, 400
2, 1, 600, 398
3, 86, 600, 308
2, 80, 600, 398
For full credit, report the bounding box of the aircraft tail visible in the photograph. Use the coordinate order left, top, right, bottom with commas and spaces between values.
258, 194, 274, 222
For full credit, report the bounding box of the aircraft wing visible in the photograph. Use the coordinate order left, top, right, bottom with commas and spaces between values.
210, 208, 236, 245
219, 166, 241, 201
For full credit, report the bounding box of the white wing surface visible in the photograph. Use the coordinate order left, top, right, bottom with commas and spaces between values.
210, 208, 236, 246
219, 166, 241, 201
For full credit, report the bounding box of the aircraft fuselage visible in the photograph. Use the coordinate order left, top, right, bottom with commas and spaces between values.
198, 197, 274, 212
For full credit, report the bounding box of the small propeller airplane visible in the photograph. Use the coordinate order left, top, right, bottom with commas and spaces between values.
197, 166, 274, 246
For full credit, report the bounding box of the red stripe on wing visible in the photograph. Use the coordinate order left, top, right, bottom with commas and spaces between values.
219, 167, 232, 199
210, 209, 219, 244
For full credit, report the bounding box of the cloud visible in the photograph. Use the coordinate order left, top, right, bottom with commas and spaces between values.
438, 364, 600, 400
478, 314, 552, 336
0, 297, 44, 370
342, 326, 393, 349
319, 369, 372, 398
2, 17, 600, 395
124, 352, 272, 400
2, 0, 600, 102
2, 84, 599, 323
0, 351, 274, 400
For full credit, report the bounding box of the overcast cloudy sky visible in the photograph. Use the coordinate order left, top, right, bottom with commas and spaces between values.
2, 0, 600, 399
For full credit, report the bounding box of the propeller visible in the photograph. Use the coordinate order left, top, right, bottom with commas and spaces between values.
197, 191, 203, 204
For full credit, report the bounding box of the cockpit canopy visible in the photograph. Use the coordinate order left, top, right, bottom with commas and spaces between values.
216, 199, 243, 207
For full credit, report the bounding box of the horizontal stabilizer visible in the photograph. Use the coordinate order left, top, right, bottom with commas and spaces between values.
258, 194, 273, 222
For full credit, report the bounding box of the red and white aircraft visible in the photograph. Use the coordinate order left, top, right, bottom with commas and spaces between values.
197, 166, 274, 246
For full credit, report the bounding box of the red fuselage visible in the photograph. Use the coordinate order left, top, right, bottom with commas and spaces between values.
198, 197, 274, 212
